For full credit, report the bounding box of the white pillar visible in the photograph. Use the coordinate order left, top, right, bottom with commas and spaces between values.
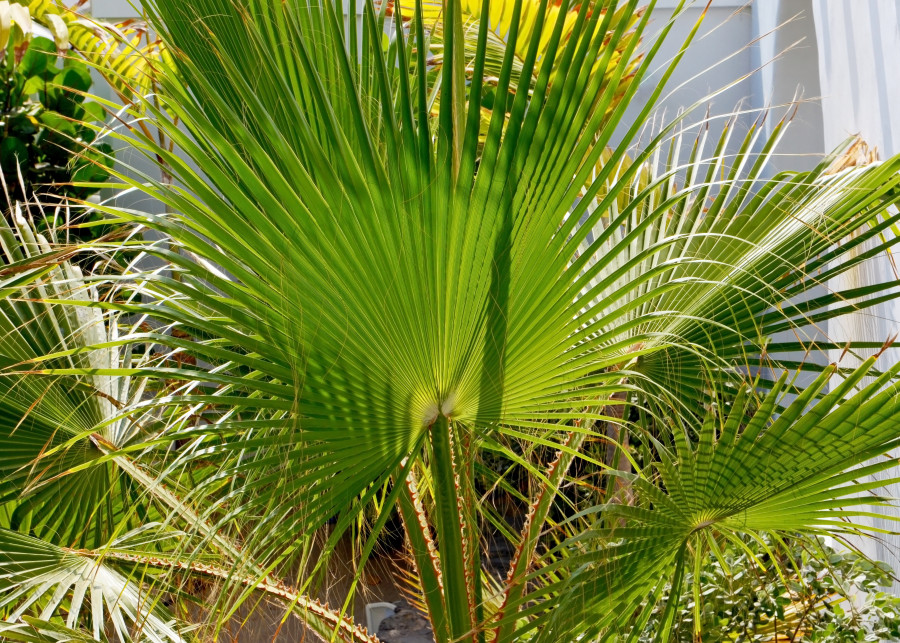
751, 0, 824, 172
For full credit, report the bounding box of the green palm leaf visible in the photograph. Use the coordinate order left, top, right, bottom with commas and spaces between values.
0, 209, 151, 548
510, 358, 900, 641
0, 212, 377, 641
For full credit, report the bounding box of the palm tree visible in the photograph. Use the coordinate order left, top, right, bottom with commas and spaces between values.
4, 0, 900, 641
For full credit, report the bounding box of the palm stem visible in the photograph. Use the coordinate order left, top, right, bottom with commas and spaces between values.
430, 414, 477, 642
397, 466, 449, 641
492, 429, 587, 641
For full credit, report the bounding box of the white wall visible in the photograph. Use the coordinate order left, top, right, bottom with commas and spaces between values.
91, 0, 143, 19
811, 0, 900, 593
616, 3, 758, 158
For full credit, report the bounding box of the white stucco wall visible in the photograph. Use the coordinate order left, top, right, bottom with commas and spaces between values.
91, 0, 143, 19
810, 0, 900, 593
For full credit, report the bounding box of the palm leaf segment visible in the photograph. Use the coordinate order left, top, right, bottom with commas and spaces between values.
0, 212, 192, 641
0, 529, 183, 643
514, 358, 900, 641
19, 0, 900, 639
0, 213, 382, 642
401, 0, 643, 124
0, 209, 146, 549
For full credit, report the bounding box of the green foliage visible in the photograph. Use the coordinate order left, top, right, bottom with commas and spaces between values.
800, 556, 900, 643
641, 537, 900, 642
0, 35, 113, 230
27, 0, 172, 111
3, 1, 900, 642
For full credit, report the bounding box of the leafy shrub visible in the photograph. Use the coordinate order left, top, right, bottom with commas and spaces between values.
0, 35, 113, 234
640, 537, 900, 642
